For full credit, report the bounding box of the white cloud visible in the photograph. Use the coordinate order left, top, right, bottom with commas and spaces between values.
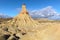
16, 7, 21, 12
0, 13, 5, 15
29, 6, 60, 18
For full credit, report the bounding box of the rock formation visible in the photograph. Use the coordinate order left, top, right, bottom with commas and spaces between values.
8, 4, 40, 34
0, 4, 40, 40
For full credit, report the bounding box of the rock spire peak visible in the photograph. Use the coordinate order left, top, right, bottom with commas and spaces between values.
21, 4, 27, 13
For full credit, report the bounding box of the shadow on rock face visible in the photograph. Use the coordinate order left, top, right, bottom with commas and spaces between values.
12, 34, 20, 40
0, 34, 10, 40
3, 34, 11, 40
7, 34, 20, 40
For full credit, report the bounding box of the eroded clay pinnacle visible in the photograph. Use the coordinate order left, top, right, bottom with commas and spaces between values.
21, 4, 28, 14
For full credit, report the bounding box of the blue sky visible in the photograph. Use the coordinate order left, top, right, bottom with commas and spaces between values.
0, 0, 60, 17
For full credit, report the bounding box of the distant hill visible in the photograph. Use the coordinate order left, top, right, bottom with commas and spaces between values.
0, 14, 12, 18
30, 6, 60, 20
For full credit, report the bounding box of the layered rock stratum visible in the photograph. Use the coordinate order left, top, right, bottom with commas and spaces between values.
0, 4, 60, 40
